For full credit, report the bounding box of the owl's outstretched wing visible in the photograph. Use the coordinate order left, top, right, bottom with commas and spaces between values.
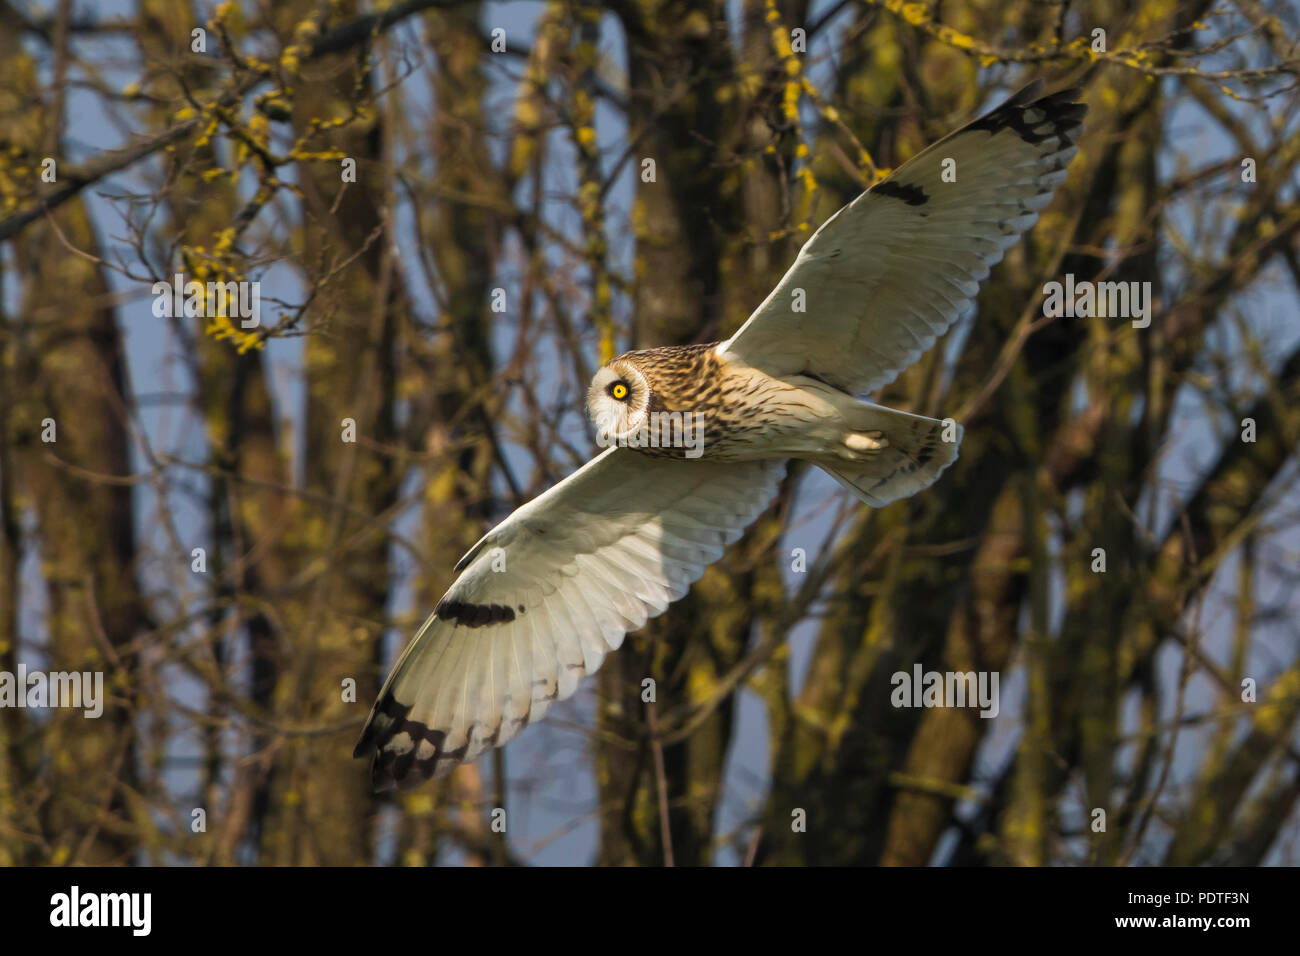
354, 448, 785, 789
718, 82, 1086, 396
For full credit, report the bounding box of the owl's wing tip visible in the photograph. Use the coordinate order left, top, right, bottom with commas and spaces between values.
971, 82, 1088, 150
352, 734, 374, 761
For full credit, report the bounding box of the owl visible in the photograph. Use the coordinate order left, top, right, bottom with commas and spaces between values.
355, 82, 1086, 789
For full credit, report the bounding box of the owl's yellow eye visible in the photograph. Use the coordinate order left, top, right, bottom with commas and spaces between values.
609, 381, 630, 401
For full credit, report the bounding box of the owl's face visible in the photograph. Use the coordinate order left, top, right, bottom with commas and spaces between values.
586, 358, 651, 443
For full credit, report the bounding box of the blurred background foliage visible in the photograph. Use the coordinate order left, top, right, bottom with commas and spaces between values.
0, 0, 1298, 865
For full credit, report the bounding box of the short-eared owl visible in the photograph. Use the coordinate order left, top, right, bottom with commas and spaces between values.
357, 82, 1087, 788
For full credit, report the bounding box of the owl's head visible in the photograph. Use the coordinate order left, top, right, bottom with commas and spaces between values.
586, 358, 651, 443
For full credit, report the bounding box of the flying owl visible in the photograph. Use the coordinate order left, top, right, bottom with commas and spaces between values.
355, 82, 1087, 789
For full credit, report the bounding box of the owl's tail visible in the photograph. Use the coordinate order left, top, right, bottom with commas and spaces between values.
815, 404, 963, 508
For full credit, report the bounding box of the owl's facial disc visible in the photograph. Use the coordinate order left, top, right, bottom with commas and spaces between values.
587, 361, 649, 443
